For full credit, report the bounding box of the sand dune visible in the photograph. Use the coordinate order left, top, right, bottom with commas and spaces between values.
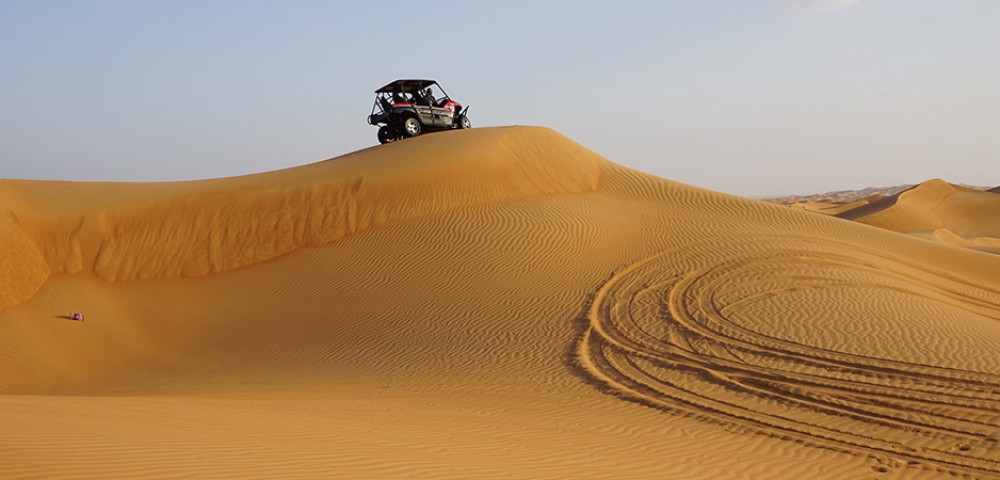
765, 185, 915, 217
0, 127, 601, 286
835, 178, 1000, 254
2, 127, 999, 478
787, 196, 881, 216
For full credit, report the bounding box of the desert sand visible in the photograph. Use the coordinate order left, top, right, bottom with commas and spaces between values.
836, 179, 1000, 255
769, 180, 1000, 257
2, 127, 999, 479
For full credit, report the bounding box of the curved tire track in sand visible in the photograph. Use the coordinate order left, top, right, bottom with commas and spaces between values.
578, 234, 1000, 477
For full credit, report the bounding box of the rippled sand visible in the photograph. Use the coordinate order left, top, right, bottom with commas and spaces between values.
2, 127, 998, 478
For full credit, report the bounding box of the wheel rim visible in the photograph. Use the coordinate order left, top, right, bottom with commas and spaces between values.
405, 119, 419, 136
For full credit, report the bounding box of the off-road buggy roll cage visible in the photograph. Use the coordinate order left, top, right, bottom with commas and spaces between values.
367, 79, 470, 144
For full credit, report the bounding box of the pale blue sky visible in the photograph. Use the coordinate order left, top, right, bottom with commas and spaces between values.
1, 1, 998, 195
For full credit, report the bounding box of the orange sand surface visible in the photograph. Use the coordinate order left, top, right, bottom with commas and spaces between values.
786, 195, 887, 217
2, 127, 999, 479
836, 179, 1000, 255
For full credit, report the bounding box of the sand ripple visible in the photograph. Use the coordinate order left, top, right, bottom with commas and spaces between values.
578, 234, 1000, 477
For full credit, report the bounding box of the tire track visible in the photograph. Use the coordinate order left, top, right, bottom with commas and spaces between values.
577, 234, 1000, 477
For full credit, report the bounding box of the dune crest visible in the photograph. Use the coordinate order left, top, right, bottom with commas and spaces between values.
821, 179, 1000, 253
1, 127, 603, 291
837, 178, 954, 228
770, 179, 1000, 255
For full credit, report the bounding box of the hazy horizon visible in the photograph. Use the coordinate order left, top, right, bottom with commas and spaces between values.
2, 0, 998, 196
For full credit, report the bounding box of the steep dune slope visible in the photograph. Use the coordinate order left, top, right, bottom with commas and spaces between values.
0, 211, 49, 309
0, 126, 602, 288
837, 178, 1000, 252
2, 127, 999, 479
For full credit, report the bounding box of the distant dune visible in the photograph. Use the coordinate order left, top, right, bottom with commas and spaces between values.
763, 184, 916, 208
2, 127, 999, 479
842, 179, 1000, 254
768, 179, 1000, 255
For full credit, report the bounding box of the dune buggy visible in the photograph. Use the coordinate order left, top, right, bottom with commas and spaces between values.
367, 79, 471, 144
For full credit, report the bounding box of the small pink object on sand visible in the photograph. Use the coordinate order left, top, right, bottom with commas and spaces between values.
71, 312, 84, 321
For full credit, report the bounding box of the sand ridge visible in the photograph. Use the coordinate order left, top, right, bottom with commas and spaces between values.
0, 127, 603, 291
835, 179, 1000, 253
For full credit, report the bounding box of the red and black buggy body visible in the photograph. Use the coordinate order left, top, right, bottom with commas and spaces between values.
367, 79, 471, 144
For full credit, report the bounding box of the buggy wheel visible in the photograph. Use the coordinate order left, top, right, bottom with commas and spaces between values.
457, 115, 471, 129
377, 126, 396, 144
402, 116, 422, 137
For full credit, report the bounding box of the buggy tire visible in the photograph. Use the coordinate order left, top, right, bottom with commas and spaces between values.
377, 126, 396, 144
457, 115, 471, 129
402, 116, 422, 137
